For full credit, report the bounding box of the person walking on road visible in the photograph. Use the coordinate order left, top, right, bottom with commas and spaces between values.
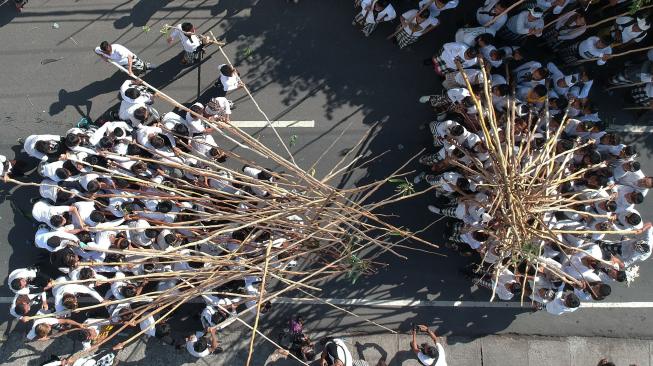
411, 324, 447, 366
94, 41, 156, 76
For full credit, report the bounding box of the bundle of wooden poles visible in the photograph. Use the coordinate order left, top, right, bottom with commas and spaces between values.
12, 44, 436, 365
454, 59, 643, 302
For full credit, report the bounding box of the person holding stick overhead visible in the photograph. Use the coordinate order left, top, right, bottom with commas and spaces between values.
352, 0, 397, 37
393, 7, 438, 49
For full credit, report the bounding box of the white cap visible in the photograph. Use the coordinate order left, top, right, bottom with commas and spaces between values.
528, 7, 544, 18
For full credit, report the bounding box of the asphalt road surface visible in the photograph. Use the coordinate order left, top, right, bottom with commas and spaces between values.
0, 0, 652, 356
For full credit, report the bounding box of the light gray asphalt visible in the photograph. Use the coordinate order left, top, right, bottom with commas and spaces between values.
0, 1, 652, 361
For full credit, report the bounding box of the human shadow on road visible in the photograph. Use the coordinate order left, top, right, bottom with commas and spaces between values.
0, 1, 18, 28
114, 0, 174, 29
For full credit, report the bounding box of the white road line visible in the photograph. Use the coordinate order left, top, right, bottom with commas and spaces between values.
1, 296, 652, 308
229, 120, 315, 128
611, 125, 653, 133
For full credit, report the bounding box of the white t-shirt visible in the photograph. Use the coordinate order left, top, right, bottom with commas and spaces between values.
32, 201, 70, 227
186, 334, 211, 358
94, 44, 135, 65
171, 25, 202, 53
578, 36, 612, 65
417, 343, 447, 366
218, 64, 241, 92
401, 9, 439, 36
26, 311, 60, 340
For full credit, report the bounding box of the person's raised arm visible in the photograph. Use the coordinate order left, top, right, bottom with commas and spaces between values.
127, 55, 134, 76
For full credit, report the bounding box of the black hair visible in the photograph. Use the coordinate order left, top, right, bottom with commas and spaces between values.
145, 228, 158, 239
164, 233, 178, 245
79, 267, 94, 280
624, 145, 636, 157
50, 215, 65, 228
450, 125, 465, 136
626, 213, 642, 226
597, 283, 611, 298
533, 84, 547, 97
258, 170, 273, 181
77, 231, 92, 243
85, 180, 100, 193
418, 8, 431, 18
90, 210, 106, 223
498, 0, 511, 7
134, 107, 148, 122
10, 278, 23, 291
220, 64, 235, 77
121, 285, 137, 298
127, 144, 142, 155
605, 200, 617, 212
194, 338, 208, 353
99, 136, 115, 148
113, 128, 125, 138
181, 22, 194, 32
587, 150, 602, 165
131, 161, 148, 175
631, 161, 641, 171
495, 84, 510, 96
156, 200, 173, 213
124, 88, 141, 100
65, 133, 81, 148
100, 41, 110, 52
476, 33, 494, 45
466, 46, 479, 58
632, 192, 644, 204
452, 148, 465, 159
456, 177, 470, 191
474, 231, 490, 242
55, 168, 71, 180
46, 236, 61, 249
565, 293, 580, 308
150, 135, 165, 149
174, 124, 189, 136
615, 270, 627, 282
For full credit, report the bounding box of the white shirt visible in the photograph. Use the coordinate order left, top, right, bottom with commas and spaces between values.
417, 343, 448, 366
454, 26, 495, 46
34, 227, 78, 252
326, 339, 353, 366
53, 283, 103, 312
477, 0, 507, 32
440, 42, 477, 70
218, 63, 241, 92
170, 25, 202, 52
8, 268, 38, 295
615, 16, 647, 43
24, 134, 61, 161
31, 201, 70, 227
359, 0, 397, 23
94, 43, 135, 65
204, 97, 232, 122
506, 11, 544, 36
186, 333, 211, 358
554, 11, 587, 41
419, 0, 458, 17
578, 36, 612, 65
493, 268, 518, 300
26, 310, 60, 340
546, 287, 580, 315
401, 9, 439, 36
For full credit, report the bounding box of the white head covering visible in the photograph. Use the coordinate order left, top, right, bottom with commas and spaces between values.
528, 7, 544, 18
